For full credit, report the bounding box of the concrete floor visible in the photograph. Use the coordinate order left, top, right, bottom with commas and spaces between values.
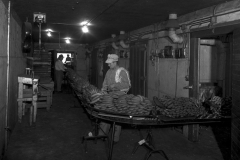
4, 90, 231, 160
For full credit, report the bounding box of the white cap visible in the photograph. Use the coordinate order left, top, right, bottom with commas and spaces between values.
105, 54, 118, 63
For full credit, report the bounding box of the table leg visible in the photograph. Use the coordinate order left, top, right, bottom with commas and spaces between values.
82, 119, 108, 153
108, 122, 115, 160
33, 101, 37, 123
132, 128, 169, 160
29, 105, 33, 126
18, 101, 23, 123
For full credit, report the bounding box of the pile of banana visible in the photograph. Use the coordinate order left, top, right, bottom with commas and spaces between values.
93, 94, 155, 115
66, 68, 156, 116
113, 94, 154, 115
89, 93, 102, 104
113, 94, 134, 113
109, 91, 127, 99
82, 84, 101, 103
94, 94, 118, 112
156, 95, 205, 118
67, 68, 103, 103
220, 97, 232, 117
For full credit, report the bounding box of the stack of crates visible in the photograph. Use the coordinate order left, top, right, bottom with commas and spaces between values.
28, 50, 52, 82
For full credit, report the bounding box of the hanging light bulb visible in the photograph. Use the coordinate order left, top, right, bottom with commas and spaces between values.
82, 25, 89, 33
65, 37, 71, 44
46, 29, 53, 37
47, 32, 52, 37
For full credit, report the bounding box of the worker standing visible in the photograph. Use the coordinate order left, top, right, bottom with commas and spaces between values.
65, 54, 71, 64
55, 54, 67, 92
98, 54, 131, 144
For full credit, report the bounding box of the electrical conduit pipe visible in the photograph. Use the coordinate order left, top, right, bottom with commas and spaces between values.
5, 0, 11, 153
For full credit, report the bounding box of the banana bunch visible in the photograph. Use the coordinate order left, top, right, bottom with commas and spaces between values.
83, 84, 102, 104
114, 94, 134, 113
156, 95, 205, 118
113, 94, 154, 115
89, 93, 102, 104
109, 91, 127, 99
87, 85, 100, 95
94, 94, 117, 112
220, 97, 232, 117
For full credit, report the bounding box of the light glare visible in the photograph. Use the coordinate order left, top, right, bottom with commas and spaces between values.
80, 20, 91, 26
47, 32, 52, 37
65, 37, 71, 44
82, 26, 89, 33
66, 39, 70, 44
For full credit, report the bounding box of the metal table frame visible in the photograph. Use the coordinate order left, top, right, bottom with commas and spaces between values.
80, 100, 229, 160
70, 87, 230, 160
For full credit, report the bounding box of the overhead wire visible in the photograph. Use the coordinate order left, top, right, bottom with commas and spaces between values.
88, 0, 120, 25
51, 0, 120, 26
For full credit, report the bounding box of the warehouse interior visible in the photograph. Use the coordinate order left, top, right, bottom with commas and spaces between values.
0, 0, 240, 160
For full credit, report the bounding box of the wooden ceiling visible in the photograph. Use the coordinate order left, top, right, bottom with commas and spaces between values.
11, 0, 232, 44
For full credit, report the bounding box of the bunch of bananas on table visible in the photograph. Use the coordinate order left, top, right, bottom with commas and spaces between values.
199, 96, 232, 119
113, 94, 134, 113
94, 94, 118, 112
66, 69, 169, 116
67, 68, 103, 103
220, 97, 232, 117
82, 85, 101, 103
93, 93, 155, 115
155, 95, 205, 118
109, 91, 127, 99
113, 94, 154, 115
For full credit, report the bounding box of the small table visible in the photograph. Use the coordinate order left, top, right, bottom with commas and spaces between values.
17, 74, 39, 125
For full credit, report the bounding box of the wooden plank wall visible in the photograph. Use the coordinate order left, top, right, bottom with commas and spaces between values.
232, 28, 240, 160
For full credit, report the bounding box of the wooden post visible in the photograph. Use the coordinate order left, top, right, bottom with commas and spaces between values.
185, 37, 200, 142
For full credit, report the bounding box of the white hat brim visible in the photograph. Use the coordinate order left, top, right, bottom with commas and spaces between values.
105, 58, 118, 63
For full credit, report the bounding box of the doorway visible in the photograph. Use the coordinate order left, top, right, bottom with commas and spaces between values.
190, 29, 233, 159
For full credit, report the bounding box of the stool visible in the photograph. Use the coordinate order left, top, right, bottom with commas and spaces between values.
17, 73, 39, 125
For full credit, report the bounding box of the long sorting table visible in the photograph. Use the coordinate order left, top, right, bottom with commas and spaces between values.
74, 92, 231, 160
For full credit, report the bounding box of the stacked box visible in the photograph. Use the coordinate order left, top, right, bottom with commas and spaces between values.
28, 50, 52, 81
